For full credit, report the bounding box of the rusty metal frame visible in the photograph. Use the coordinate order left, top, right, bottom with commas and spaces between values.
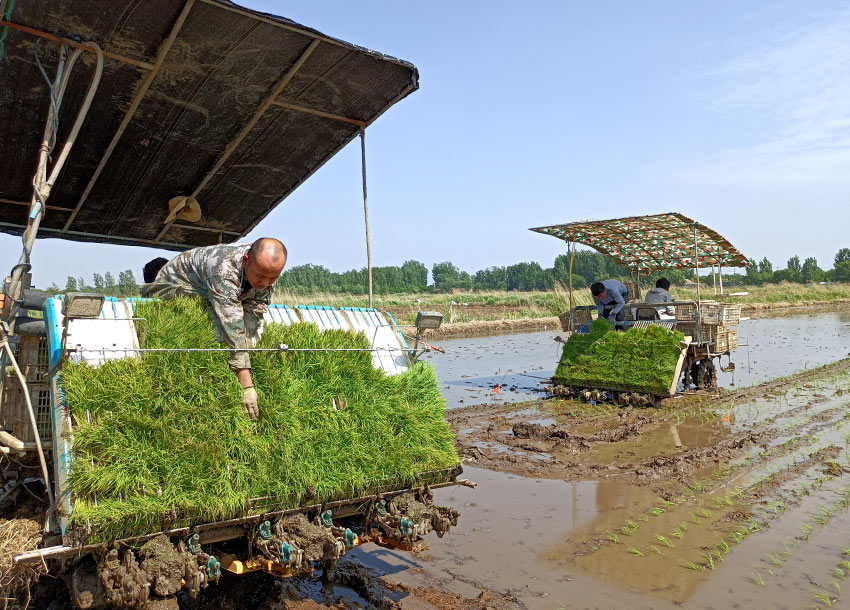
60, 0, 196, 235
270, 99, 365, 127
154, 37, 322, 243
0, 197, 74, 213
0, 19, 153, 70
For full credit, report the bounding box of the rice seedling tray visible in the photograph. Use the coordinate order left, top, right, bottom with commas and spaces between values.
53, 298, 461, 545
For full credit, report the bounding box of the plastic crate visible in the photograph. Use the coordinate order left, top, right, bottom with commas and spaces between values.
558, 308, 593, 332
675, 303, 697, 321
0, 335, 52, 443
701, 303, 741, 326
676, 322, 724, 343
715, 329, 738, 353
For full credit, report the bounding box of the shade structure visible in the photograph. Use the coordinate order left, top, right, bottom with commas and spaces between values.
530, 212, 749, 273
0, 0, 418, 250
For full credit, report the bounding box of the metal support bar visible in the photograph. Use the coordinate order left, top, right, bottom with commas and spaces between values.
360, 128, 373, 308
0, 20, 153, 70
61, 0, 195, 234
270, 99, 365, 126
0, 197, 74, 213
154, 37, 322, 243
0, 221, 193, 249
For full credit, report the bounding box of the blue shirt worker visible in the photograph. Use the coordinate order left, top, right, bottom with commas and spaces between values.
590, 279, 629, 323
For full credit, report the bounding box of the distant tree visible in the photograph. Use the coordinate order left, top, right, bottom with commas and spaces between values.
400, 260, 428, 292
104, 272, 116, 295
505, 262, 545, 291
76, 276, 86, 291
801, 257, 825, 283
64, 277, 77, 292
117, 270, 137, 296
93, 273, 105, 292
432, 262, 472, 292
834, 261, 850, 282
758, 257, 773, 274
835, 248, 850, 266
473, 266, 507, 291
784, 255, 802, 283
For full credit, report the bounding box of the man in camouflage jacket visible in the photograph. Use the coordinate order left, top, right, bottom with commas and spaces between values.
140, 238, 287, 419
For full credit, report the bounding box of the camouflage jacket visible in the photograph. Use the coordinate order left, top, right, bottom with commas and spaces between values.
140, 243, 270, 370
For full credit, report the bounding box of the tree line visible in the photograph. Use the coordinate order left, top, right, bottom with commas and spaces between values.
745, 249, 850, 285
49, 247, 850, 296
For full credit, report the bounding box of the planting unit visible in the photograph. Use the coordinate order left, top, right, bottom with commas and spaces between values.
533, 213, 749, 396
0, 2, 467, 607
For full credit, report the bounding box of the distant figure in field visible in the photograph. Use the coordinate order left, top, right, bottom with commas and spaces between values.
644, 277, 675, 319
140, 238, 287, 420
590, 279, 629, 323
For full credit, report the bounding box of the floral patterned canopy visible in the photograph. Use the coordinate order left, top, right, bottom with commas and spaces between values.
530, 212, 748, 273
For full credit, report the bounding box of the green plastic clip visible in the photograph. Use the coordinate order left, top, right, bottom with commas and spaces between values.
344, 528, 356, 549
320, 509, 333, 528
399, 517, 412, 536
206, 555, 221, 579
280, 541, 292, 563
258, 520, 272, 540
376, 500, 387, 517
186, 533, 201, 554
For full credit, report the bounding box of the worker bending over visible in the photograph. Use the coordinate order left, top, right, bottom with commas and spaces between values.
141, 238, 287, 419
644, 277, 675, 319
590, 279, 629, 324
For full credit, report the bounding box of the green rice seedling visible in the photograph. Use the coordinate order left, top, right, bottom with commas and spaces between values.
702, 553, 715, 570
678, 521, 689, 532
607, 530, 620, 544
654, 535, 674, 548
812, 588, 833, 607
768, 553, 784, 567
627, 546, 644, 557
839, 560, 850, 571
717, 538, 730, 554
553, 323, 686, 395
700, 508, 712, 518
61, 298, 460, 541
690, 480, 706, 493
833, 567, 844, 579
648, 545, 662, 555
670, 528, 684, 539
620, 525, 632, 537
680, 560, 702, 571
750, 571, 765, 586
801, 524, 814, 539
833, 581, 841, 595
640, 516, 649, 522
691, 513, 702, 525
627, 520, 639, 530
649, 507, 665, 516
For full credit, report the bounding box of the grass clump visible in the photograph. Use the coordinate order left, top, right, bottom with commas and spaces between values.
553, 321, 685, 395
61, 298, 459, 542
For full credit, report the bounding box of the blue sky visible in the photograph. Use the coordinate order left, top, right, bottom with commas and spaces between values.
4, 0, 850, 287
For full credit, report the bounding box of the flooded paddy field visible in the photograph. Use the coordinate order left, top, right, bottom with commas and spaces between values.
427, 306, 850, 407
22, 308, 850, 609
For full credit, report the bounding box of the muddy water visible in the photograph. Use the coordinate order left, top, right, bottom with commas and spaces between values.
428, 307, 850, 407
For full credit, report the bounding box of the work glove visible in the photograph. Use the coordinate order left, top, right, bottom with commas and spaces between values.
241, 386, 259, 420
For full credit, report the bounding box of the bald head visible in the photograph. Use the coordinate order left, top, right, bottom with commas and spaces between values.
243, 238, 287, 290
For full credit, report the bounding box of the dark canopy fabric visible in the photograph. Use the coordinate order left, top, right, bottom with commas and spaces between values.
530, 213, 749, 273
0, 0, 418, 250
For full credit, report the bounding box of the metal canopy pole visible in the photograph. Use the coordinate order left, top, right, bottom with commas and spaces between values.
360, 127, 373, 308
693, 224, 702, 344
